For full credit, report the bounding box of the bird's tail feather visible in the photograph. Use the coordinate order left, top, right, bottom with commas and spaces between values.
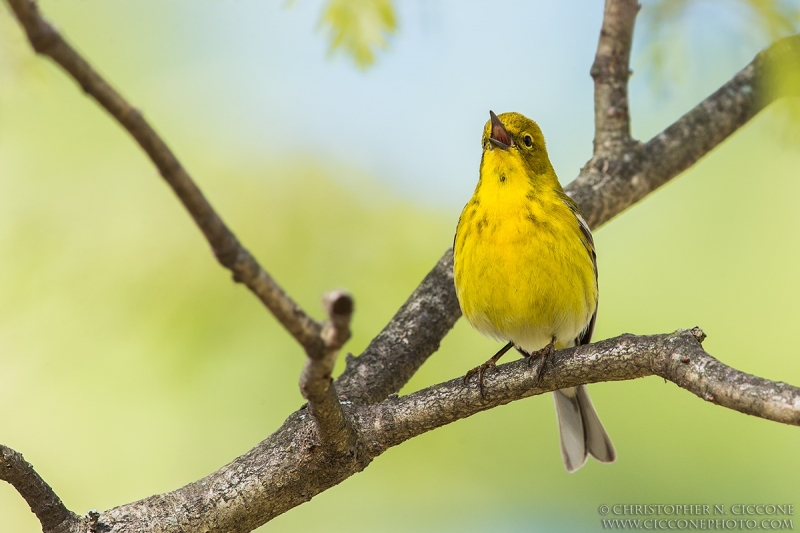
553, 385, 616, 473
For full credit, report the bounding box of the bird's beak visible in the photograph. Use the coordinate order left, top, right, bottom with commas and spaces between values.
488, 110, 513, 150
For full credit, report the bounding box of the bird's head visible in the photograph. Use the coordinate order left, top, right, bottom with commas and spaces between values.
481, 111, 553, 177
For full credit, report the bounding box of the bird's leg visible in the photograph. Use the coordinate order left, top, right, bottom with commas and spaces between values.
521, 337, 556, 386
463, 341, 514, 398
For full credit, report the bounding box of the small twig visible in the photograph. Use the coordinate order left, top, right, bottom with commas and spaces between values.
0, 445, 82, 533
591, 0, 640, 156
4, 0, 325, 354
300, 291, 356, 452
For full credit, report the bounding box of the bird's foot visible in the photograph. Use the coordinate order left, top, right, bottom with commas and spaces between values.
523, 340, 555, 386
463, 361, 497, 399
463, 342, 514, 399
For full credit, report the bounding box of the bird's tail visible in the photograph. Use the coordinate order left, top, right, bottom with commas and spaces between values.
553, 385, 616, 473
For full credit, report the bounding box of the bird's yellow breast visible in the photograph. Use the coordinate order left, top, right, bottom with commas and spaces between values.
453, 149, 597, 353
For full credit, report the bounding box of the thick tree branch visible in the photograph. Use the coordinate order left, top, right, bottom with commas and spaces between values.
591, 0, 640, 156
336, 250, 461, 404
92, 410, 373, 533
4, 0, 326, 355
0, 445, 83, 533
571, 32, 800, 229
300, 291, 356, 453
362, 328, 800, 451
5, 331, 799, 532
78, 329, 799, 533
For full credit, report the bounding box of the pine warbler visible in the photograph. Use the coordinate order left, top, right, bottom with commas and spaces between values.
453, 111, 616, 472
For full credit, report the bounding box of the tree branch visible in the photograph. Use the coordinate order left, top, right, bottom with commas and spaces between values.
362, 328, 800, 450
571, 32, 800, 229
93, 410, 373, 533
591, 0, 640, 156
81, 329, 800, 533
4, 331, 798, 532
300, 291, 356, 453
0, 445, 82, 533
3, 0, 327, 355
335, 250, 461, 404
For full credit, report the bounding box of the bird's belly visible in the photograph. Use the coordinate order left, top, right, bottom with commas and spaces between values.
455, 218, 595, 353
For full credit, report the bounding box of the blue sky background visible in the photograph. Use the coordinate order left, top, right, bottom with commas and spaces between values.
29, 0, 785, 208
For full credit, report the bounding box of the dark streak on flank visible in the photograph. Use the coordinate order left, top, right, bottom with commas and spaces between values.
476, 216, 489, 236
526, 211, 556, 234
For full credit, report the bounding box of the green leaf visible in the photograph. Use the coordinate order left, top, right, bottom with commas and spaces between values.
319, 0, 397, 70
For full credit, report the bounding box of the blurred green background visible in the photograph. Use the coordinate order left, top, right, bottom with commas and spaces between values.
2, 1, 799, 532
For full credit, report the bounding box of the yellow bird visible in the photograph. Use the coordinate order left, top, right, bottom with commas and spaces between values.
453, 111, 616, 472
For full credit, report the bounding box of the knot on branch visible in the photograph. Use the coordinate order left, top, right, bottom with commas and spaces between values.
590, 55, 633, 82
118, 105, 144, 125
214, 237, 248, 277
690, 326, 707, 344
15, 1, 60, 55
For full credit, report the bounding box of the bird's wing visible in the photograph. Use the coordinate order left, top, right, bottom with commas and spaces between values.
578, 307, 597, 346
561, 196, 598, 346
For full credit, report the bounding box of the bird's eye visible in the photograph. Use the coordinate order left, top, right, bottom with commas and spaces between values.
523, 135, 533, 147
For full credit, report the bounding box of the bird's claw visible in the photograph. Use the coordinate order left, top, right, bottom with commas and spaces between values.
463, 361, 497, 399
524, 341, 555, 386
